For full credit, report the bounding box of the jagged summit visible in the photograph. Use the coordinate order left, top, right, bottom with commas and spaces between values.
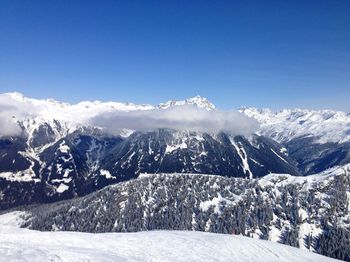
157, 95, 215, 110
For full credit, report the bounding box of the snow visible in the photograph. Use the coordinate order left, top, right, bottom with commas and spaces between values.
0, 92, 155, 139
51, 178, 72, 184
100, 169, 114, 179
148, 140, 153, 155
165, 140, 188, 154
58, 141, 70, 154
249, 157, 264, 167
268, 225, 282, 243
270, 148, 289, 164
200, 192, 241, 214
63, 168, 73, 178
230, 138, 253, 179
56, 183, 69, 193
0, 145, 42, 182
297, 222, 323, 251
158, 95, 215, 110
3, 93, 349, 145
241, 107, 350, 144
258, 163, 350, 191
0, 170, 40, 183
3, 93, 215, 132
0, 212, 337, 262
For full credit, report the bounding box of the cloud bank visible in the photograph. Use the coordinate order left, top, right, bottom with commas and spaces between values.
0, 97, 27, 137
90, 105, 259, 136
0, 93, 259, 137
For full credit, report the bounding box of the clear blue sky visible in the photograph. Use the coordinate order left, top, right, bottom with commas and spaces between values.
0, 0, 349, 110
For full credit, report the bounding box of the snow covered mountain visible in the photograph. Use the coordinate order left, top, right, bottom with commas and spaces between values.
0, 212, 336, 262
0, 93, 300, 210
241, 107, 350, 174
0, 128, 299, 210
157, 95, 215, 110
2, 92, 214, 124
241, 107, 350, 144
21, 164, 350, 260
1, 93, 350, 210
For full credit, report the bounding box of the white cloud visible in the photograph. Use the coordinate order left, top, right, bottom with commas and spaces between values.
0, 98, 26, 137
0, 115, 22, 137
90, 105, 259, 136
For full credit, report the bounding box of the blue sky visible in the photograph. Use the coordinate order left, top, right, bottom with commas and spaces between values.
0, 0, 349, 110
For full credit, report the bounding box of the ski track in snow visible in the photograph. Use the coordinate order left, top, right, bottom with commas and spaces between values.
0, 212, 338, 262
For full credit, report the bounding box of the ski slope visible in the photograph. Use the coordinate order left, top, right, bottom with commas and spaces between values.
0, 212, 338, 262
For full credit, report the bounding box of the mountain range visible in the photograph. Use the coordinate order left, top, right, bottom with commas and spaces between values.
0, 93, 350, 260
0, 93, 303, 209
1, 93, 350, 209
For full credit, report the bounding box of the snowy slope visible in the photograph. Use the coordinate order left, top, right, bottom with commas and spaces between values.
241, 107, 350, 174
241, 107, 350, 144
0, 212, 337, 262
22, 164, 350, 261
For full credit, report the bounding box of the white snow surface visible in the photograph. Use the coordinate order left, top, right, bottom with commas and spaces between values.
100, 169, 114, 179
0, 212, 337, 262
56, 183, 69, 193
258, 163, 350, 191
241, 107, 350, 143
230, 138, 253, 179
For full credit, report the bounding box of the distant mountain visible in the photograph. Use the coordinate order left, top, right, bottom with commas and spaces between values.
241, 107, 350, 174
241, 107, 350, 144
157, 95, 215, 110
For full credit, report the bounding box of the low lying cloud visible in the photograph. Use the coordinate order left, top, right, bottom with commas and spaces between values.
0, 114, 22, 137
90, 105, 259, 136
0, 97, 27, 137
0, 93, 259, 138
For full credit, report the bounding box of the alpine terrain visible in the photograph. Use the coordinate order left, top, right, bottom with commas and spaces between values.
0, 93, 349, 261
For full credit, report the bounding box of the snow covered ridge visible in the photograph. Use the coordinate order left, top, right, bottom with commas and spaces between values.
157, 95, 215, 110
0, 131, 300, 210
0, 212, 336, 262
23, 164, 350, 261
241, 107, 350, 144
0, 92, 257, 137
2, 92, 350, 143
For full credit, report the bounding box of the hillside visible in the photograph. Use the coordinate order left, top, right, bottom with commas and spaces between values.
0, 212, 337, 262
21, 164, 350, 260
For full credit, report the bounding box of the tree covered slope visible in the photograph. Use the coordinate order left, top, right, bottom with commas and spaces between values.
22, 165, 350, 260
